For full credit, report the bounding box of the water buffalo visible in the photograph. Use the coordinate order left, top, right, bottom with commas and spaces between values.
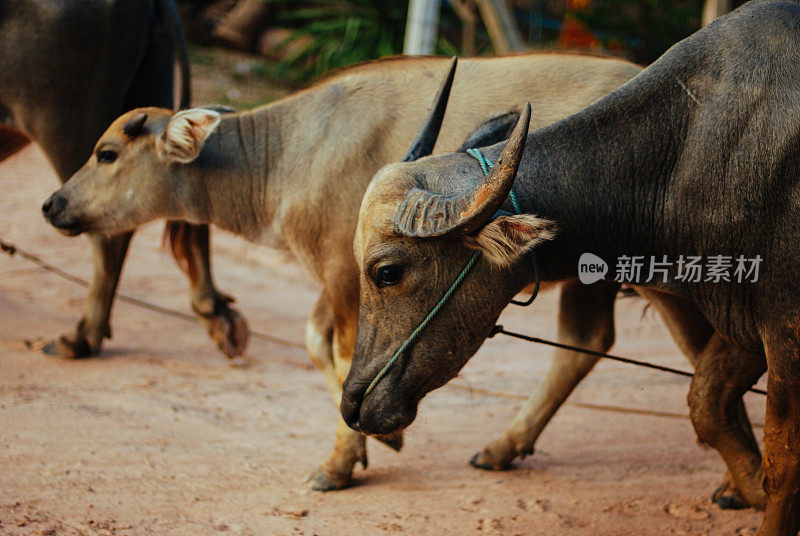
0, 0, 247, 359
343, 1, 800, 532
38, 53, 664, 491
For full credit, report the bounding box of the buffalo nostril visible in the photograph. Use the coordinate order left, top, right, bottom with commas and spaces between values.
42, 194, 67, 217
340, 392, 362, 431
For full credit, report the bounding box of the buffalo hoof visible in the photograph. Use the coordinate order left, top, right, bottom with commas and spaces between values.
469, 451, 511, 472
306, 468, 352, 492
42, 333, 95, 359
203, 306, 249, 359
375, 431, 404, 452
712, 483, 748, 510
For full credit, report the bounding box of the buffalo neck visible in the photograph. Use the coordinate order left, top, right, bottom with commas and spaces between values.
501, 72, 689, 286
178, 78, 399, 250
458, 11, 800, 346
179, 109, 274, 242
467, 36, 718, 297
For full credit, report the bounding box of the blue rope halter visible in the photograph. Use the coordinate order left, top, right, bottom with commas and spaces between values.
466, 148, 541, 306
363, 148, 541, 396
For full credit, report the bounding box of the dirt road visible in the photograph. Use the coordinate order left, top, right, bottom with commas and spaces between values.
0, 147, 765, 535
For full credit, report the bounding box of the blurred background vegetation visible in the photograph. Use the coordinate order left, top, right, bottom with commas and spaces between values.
181, 0, 748, 105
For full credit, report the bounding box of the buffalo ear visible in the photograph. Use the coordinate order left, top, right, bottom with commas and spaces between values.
156, 108, 221, 164
466, 214, 556, 267
457, 110, 520, 152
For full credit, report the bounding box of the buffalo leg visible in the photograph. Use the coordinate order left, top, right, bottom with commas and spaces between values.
758, 333, 800, 535
172, 223, 249, 358
688, 334, 767, 510
36, 9, 163, 357
44, 232, 132, 357
305, 291, 367, 491
306, 417, 368, 492
474, 283, 756, 510
305, 292, 339, 397
636, 287, 756, 509
471, 279, 618, 469
306, 285, 402, 491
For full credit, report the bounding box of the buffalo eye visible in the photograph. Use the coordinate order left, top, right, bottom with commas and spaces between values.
97, 149, 118, 164
374, 264, 403, 288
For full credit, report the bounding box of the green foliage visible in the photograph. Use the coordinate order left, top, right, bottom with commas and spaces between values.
262, 0, 398, 83
256, 0, 732, 83
265, 0, 458, 84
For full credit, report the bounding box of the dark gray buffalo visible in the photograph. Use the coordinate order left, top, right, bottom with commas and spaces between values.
345, 1, 800, 533
0, 0, 246, 358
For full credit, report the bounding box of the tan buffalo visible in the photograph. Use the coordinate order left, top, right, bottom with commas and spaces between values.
39, 53, 697, 494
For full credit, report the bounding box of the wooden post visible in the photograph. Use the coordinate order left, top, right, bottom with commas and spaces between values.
474, 0, 527, 54
404, 0, 442, 55
702, 0, 731, 26
212, 0, 271, 51
450, 0, 477, 56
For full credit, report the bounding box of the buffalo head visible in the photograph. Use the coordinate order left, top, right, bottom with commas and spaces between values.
342, 96, 556, 436
42, 106, 226, 236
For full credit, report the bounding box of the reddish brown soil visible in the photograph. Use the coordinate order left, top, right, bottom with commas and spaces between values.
0, 147, 766, 535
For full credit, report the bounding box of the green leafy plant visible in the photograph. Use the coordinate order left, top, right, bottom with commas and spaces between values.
266, 0, 406, 82
265, 0, 460, 83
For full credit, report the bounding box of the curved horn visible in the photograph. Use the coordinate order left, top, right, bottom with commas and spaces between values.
123, 112, 147, 138
394, 102, 531, 238
402, 57, 457, 162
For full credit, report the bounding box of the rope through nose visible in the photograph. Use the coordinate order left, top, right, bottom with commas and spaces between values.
363, 148, 541, 397
364, 251, 480, 396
